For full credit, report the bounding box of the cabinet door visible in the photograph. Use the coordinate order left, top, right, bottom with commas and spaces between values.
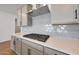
15, 38, 21, 55
22, 39, 43, 51
76, 5, 79, 23
21, 5, 32, 26
21, 5, 28, 26
50, 4, 75, 24
29, 48, 43, 55
22, 43, 29, 55
22, 42, 43, 55
10, 36, 16, 51
22, 39, 43, 55
17, 9, 22, 26
44, 47, 68, 55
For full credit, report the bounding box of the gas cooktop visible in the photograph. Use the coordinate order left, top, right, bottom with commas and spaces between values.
23, 33, 49, 42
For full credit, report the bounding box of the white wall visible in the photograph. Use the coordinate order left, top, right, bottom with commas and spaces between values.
0, 11, 15, 42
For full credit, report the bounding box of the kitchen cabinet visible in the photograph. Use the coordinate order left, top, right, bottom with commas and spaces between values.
21, 42, 29, 55
17, 9, 22, 26
10, 36, 21, 55
15, 37, 21, 55
48, 4, 79, 24
22, 41, 43, 55
76, 5, 79, 23
11, 35, 68, 55
22, 46, 43, 55
32, 4, 46, 9
17, 4, 32, 27
44, 47, 68, 55
15, 26, 21, 33
10, 36, 16, 51
21, 5, 32, 26
32, 5, 50, 17
22, 39, 43, 55
29, 48, 43, 55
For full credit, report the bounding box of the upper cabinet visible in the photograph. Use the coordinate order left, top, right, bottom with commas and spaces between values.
48, 4, 79, 24
17, 8, 21, 26
27, 4, 50, 17
17, 4, 50, 27
17, 4, 32, 27
32, 4, 46, 9
32, 5, 50, 17
21, 5, 32, 26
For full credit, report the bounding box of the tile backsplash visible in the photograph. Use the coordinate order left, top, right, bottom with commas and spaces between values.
22, 13, 79, 39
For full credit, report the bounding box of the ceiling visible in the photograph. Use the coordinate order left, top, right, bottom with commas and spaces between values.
0, 4, 24, 14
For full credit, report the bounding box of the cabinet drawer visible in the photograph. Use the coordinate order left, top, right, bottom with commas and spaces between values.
30, 49, 43, 55
44, 47, 68, 55
22, 39, 43, 52
22, 44, 29, 55
22, 43, 43, 55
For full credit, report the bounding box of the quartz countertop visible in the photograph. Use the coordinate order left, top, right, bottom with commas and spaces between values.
12, 33, 79, 55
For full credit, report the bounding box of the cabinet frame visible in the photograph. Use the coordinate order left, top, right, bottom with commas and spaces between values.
44, 46, 69, 55
48, 4, 79, 25
17, 4, 32, 27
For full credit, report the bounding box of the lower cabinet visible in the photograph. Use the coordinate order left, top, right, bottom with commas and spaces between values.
11, 36, 68, 55
22, 44, 43, 55
10, 36, 21, 55
21, 44, 29, 55
44, 47, 68, 55
29, 49, 43, 55
21, 39, 43, 55
10, 36, 16, 51
15, 38, 21, 55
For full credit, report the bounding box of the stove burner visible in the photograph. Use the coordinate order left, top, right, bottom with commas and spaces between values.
23, 33, 49, 42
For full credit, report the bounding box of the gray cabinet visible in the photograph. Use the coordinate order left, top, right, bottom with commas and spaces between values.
29, 48, 43, 55
15, 38, 21, 55
21, 43, 29, 55
48, 4, 79, 24
17, 9, 21, 26
32, 4, 46, 9
22, 42, 43, 55
32, 5, 49, 17
76, 5, 79, 23
11, 36, 68, 55
44, 47, 68, 55
10, 36, 21, 55
17, 4, 32, 27
10, 36, 16, 51
22, 39, 43, 55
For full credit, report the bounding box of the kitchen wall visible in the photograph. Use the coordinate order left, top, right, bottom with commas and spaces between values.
22, 13, 79, 39
0, 11, 15, 42
22, 13, 51, 35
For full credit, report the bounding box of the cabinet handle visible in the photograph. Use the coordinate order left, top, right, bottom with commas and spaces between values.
13, 40, 16, 45
54, 54, 58, 55
75, 9, 77, 19
28, 49, 31, 55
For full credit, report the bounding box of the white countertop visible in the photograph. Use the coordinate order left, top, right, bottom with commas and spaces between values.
13, 33, 79, 55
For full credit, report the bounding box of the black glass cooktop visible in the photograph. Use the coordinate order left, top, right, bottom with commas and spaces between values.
23, 33, 49, 42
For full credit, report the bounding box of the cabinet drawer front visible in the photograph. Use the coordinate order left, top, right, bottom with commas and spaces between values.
22, 43, 43, 55
44, 47, 68, 55
22, 39, 43, 51
30, 50, 43, 55
22, 45, 28, 55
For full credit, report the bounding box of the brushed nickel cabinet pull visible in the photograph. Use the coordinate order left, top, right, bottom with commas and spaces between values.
75, 9, 77, 19
28, 49, 31, 55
